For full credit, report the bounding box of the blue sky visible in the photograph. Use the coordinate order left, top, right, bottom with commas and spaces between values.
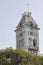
0, 0, 43, 54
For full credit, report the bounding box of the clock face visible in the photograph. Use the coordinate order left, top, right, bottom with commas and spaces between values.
30, 31, 34, 36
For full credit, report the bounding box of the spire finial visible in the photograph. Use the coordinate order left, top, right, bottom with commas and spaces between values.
26, 3, 29, 12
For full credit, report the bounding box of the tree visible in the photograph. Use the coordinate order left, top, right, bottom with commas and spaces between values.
0, 48, 42, 65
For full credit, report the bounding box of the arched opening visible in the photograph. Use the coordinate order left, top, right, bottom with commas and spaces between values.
33, 39, 36, 47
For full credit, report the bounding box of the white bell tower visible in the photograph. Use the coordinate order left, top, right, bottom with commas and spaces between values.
15, 12, 40, 55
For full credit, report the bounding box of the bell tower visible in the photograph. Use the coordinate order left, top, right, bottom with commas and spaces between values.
15, 12, 40, 55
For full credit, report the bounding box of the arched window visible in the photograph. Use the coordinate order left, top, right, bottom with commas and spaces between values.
33, 39, 36, 47
29, 21, 33, 30
29, 21, 33, 27
29, 37, 32, 47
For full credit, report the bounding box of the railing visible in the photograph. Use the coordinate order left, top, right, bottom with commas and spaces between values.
28, 46, 39, 51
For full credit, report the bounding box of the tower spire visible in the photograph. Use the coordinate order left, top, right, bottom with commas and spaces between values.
26, 3, 29, 12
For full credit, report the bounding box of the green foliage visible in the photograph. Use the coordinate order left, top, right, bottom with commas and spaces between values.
0, 48, 43, 65
20, 32, 23, 36
30, 32, 33, 36
40, 56, 43, 65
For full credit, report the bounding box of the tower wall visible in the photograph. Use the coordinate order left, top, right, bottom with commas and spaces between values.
15, 12, 40, 55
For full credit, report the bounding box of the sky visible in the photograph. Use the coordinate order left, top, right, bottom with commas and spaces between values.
0, 0, 43, 54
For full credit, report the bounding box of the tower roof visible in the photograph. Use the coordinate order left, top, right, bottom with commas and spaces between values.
16, 12, 38, 29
